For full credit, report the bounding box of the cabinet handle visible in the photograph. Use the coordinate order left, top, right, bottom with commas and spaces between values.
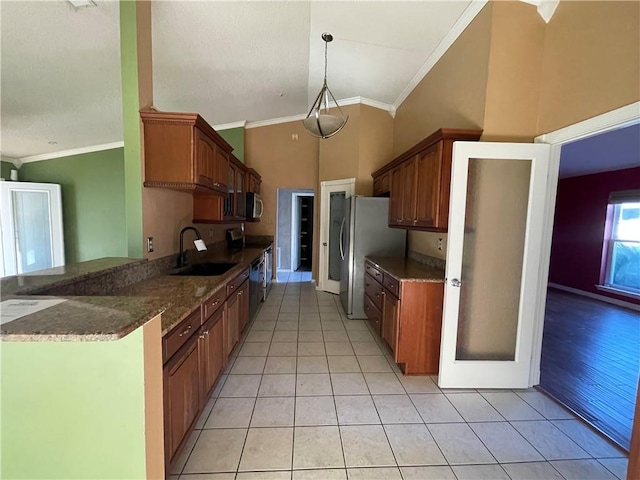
211, 299, 220, 306
230, 284, 235, 290
413, 219, 417, 224
375, 293, 380, 298
179, 325, 192, 337
199, 334, 206, 339
387, 283, 394, 288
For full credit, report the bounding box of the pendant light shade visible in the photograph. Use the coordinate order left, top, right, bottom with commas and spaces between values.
303, 33, 348, 139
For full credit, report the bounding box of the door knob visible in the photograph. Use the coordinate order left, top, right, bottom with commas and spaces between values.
323, 242, 327, 246
450, 278, 462, 287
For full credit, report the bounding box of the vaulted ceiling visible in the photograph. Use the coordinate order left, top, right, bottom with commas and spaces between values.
1, 0, 474, 159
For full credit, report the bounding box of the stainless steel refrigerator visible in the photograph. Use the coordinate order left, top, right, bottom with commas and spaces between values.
339, 196, 406, 319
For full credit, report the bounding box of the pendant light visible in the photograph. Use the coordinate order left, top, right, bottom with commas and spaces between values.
303, 33, 348, 139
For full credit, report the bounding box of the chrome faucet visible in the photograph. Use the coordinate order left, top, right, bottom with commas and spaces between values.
176, 226, 204, 268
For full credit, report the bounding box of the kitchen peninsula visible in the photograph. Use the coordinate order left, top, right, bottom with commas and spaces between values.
0, 243, 271, 479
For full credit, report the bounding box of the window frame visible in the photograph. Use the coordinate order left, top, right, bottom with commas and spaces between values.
599, 190, 640, 297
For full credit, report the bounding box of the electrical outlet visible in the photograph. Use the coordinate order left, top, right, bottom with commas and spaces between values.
292, 133, 299, 141
146, 237, 154, 253
209, 229, 214, 239
438, 238, 443, 251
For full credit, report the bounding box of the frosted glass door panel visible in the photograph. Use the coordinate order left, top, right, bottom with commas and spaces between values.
13, 191, 54, 274
456, 159, 531, 361
328, 192, 346, 281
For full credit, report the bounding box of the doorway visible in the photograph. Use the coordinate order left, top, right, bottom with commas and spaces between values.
538, 124, 640, 450
276, 188, 314, 282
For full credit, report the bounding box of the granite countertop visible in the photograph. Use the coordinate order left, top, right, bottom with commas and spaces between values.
366, 256, 445, 283
1, 246, 270, 342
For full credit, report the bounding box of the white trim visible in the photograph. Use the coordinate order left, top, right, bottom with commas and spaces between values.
595, 285, 640, 302
529, 101, 640, 386
18, 142, 125, 164
245, 97, 395, 130
392, 0, 488, 111
212, 120, 247, 131
549, 283, 640, 312
246, 113, 308, 129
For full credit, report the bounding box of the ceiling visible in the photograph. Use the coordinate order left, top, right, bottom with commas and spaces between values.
1, 0, 475, 160
559, 124, 640, 179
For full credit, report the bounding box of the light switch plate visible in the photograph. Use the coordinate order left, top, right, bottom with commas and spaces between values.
146, 237, 154, 253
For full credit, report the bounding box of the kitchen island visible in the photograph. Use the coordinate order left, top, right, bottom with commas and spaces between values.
1, 245, 271, 479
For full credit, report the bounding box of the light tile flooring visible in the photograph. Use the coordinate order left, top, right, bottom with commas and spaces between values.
171, 272, 629, 480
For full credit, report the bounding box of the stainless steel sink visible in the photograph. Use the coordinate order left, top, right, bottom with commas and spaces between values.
170, 262, 237, 277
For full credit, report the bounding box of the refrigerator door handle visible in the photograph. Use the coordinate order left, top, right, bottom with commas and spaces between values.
339, 217, 346, 261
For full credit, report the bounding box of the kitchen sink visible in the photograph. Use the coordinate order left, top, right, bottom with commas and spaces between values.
170, 262, 238, 277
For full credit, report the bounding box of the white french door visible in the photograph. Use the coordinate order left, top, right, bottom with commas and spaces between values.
318, 178, 354, 294
438, 142, 550, 389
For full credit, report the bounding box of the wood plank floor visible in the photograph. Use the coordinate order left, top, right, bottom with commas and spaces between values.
539, 289, 640, 451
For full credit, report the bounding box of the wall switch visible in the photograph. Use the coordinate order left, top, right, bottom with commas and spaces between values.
292, 133, 298, 141
438, 238, 443, 251
146, 237, 154, 253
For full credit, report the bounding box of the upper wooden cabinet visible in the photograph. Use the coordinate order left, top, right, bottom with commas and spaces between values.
141, 110, 233, 195
372, 128, 482, 231
246, 168, 261, 194
193, 155, 246, 223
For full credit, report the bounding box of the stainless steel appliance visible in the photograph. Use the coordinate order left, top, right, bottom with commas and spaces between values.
263, 245, 273, 300
246, 192, 264, 219
339, 197, 406, 319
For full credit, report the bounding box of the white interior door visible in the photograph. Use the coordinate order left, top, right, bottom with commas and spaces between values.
318, 178, 354, 294
438, 142, 550, 389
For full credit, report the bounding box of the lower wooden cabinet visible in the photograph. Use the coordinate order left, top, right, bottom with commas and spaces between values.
163, 331, 201, 467
163, 268, 252, 472
364, 259, 444, 375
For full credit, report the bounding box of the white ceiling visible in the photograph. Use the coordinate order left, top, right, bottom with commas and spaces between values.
1, 0, 475, 160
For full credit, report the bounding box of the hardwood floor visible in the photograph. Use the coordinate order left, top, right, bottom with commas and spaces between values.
539, 288, 640, 451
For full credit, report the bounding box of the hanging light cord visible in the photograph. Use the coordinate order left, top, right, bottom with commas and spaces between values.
323, 38, 328, 85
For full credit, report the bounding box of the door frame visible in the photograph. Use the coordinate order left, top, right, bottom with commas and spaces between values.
529, 101, 640, 385
290, 191, 314, 271
318, 178, 355, 292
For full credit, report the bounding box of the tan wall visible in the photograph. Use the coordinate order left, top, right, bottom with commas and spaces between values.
319, 104, 361, 186
244, 120, 319, 278
537, 0, 640, 135
482, 1, 545, 142
358, 104, 394, 196
392, 2, 492, 157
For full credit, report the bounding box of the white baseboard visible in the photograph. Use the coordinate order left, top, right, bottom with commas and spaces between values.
548, 282, 640, 312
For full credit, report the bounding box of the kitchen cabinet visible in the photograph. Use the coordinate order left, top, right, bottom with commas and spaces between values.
199, 304, 225, 406
364, 259, 445, 375
163, 328, 201, 468
225, 268, 250, 355
246, 168, 261, 194
141, 110, 232, 195
372, 128, 482, 231
194, 155, 247, 223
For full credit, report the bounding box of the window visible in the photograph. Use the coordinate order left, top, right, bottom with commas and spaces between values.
601, 190, 640, 296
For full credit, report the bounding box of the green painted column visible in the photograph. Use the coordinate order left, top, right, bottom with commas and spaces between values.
119, 1, 145, 258
218, 126, 245, 162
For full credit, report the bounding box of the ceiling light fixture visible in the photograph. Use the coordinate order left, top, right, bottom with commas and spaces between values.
302, 33, 348, 139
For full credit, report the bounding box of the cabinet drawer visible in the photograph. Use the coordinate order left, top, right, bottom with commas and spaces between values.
364, 294, 382, 335
383, 273, 400, 298
163, 308, 201, 363
203, 290, 224, 320
227, 267, 250, 297
365, 261, 384, 284
364, 273, 384, 310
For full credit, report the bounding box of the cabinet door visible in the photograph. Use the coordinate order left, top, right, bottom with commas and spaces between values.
164, 334, 201, 466
200, 307, 225, 403
414, 142, 443, 228
389, 166, 404, 226
215, 148, 230, 194
226, 294, 240, 356
373, 172, 390, 196
401, 158, 417, 225
238, 279, 249, 333
224, 164, 236, 220
382, 291, 399, 354
236, 168, 246, 219
195, 129, 215, 189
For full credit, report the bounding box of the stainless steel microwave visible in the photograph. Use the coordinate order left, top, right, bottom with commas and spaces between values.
246, 192, 264, 219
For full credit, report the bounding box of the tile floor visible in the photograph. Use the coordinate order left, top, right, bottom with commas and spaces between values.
171, 271, 629, 480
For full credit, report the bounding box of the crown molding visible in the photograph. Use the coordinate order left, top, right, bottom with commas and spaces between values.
245, 97, 394, 129
212, 120, 247, 131
392, 0, 488, 112
18, 141, 124, 164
